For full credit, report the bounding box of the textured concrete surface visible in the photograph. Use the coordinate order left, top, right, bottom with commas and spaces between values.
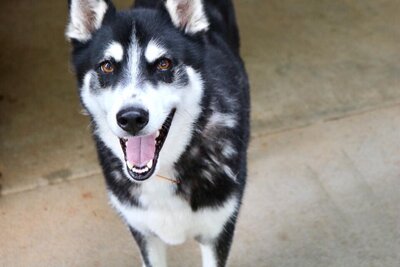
238, 0, 400, 134
1, 0, 400, 266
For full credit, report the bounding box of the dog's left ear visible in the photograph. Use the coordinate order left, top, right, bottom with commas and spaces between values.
66, 0, 115, 42
164, 0, 209, 34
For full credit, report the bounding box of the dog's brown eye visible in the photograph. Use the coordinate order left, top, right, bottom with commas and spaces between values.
156, 58, 172, 71
100, 61, 114, 74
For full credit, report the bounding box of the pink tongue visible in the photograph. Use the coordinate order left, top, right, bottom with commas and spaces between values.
126, 133, 156, 167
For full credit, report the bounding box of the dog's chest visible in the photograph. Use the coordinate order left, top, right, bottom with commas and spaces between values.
109, 179, 236, 245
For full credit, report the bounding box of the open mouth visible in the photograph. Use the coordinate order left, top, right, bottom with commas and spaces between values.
119, 109, 176, 181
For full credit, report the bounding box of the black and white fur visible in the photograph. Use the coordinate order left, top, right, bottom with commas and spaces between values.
66, 0, 249, 266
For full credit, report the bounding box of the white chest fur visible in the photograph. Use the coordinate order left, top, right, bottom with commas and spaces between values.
109, 178, 237, 245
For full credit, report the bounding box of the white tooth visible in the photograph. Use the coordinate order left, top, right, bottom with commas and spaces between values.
132, 167, 145, 174
156, 131, 160, 138
127, 161, 133, 169
147, 160, 153, 169
143, 167, 149, 172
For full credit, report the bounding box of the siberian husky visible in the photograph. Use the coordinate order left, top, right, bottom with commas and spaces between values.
66, 0, 249, 266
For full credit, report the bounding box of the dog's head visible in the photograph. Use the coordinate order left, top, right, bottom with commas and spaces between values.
66, 0, 209, 182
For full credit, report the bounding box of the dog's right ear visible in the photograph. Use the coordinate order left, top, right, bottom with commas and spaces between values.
164, 0, 209, 34
66, 0, 115, 42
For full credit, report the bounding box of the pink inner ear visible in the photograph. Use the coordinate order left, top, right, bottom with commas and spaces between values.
66, 0, 110, 41
176, 2, 191, 27
165, 0, 209, 34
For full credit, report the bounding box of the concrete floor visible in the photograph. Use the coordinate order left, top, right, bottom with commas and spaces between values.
1, 0, 399, 266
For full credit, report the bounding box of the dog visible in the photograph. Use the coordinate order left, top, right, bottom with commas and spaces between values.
66, 0, 249, 266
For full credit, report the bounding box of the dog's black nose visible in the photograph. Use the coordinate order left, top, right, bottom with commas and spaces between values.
116, 107, 149, 134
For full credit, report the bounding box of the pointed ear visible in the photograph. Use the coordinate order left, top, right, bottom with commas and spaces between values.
164, 0, 209, 34
66, 0, 114, 42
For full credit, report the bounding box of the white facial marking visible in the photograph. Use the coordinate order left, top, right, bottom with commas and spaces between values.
145, 40, 167, 63
81, 72, 125, 162
104, 42, 124, 62
157, 67, 204, 169
127, 32, 142, 83
66, 0, 109, 41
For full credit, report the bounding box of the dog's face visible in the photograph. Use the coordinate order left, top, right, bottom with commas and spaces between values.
66, 0, 209, 181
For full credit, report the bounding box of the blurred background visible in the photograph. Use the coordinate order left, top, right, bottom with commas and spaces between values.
0, 0, 399, 266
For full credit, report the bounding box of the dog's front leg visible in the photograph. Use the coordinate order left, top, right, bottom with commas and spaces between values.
199, 216, 237, 267
129, 227, 167, 267
200, 243, 218, 267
